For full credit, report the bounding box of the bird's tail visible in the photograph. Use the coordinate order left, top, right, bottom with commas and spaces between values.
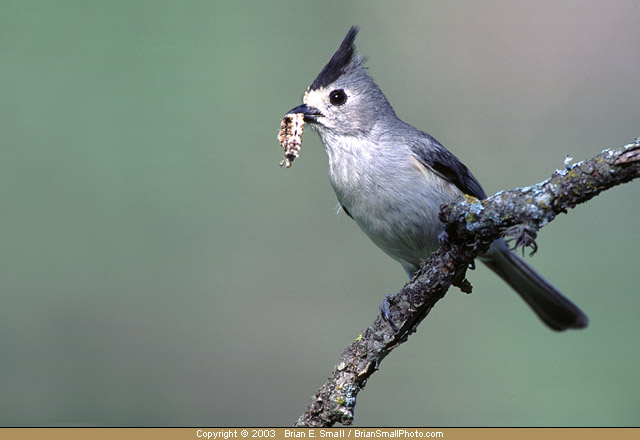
480, 241, 588, 331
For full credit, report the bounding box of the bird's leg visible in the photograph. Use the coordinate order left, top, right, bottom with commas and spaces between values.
379, 294, 397, 331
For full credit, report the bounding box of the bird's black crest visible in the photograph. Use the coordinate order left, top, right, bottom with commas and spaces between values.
310, 26, 359, 90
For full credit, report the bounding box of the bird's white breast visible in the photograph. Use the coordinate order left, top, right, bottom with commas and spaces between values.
319, 132, 462, 273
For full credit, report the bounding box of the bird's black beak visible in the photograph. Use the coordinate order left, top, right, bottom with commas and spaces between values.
285, 104, 322, 123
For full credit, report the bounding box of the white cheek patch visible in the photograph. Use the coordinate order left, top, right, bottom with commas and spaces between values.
303, 88, 326, 110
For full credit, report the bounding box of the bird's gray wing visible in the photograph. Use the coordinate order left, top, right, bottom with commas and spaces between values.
410, 134, 487, 200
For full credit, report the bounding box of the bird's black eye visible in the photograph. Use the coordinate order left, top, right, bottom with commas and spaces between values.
329, 89, 347, 106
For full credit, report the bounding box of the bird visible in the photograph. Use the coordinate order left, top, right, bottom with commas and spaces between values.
283, 26, 587, 331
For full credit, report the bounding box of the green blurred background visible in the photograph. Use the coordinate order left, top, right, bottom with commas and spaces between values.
1, 0, 639, 427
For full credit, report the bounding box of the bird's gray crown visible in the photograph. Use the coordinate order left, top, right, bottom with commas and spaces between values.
310, 26, 363, 90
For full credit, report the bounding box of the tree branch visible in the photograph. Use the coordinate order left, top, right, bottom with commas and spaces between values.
295, 139, 640, 427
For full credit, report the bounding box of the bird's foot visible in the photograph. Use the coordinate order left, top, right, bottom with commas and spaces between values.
505, 224, 539, 257
379, 294, 397, 331
437, 230, 449, 246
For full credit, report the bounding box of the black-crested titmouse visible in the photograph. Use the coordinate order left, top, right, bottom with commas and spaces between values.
284, 27, 587, 331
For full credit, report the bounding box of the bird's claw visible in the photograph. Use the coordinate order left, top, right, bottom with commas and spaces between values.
505, 224, 539, 257
379, 294, 397, 331
437, 230, 449, 246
